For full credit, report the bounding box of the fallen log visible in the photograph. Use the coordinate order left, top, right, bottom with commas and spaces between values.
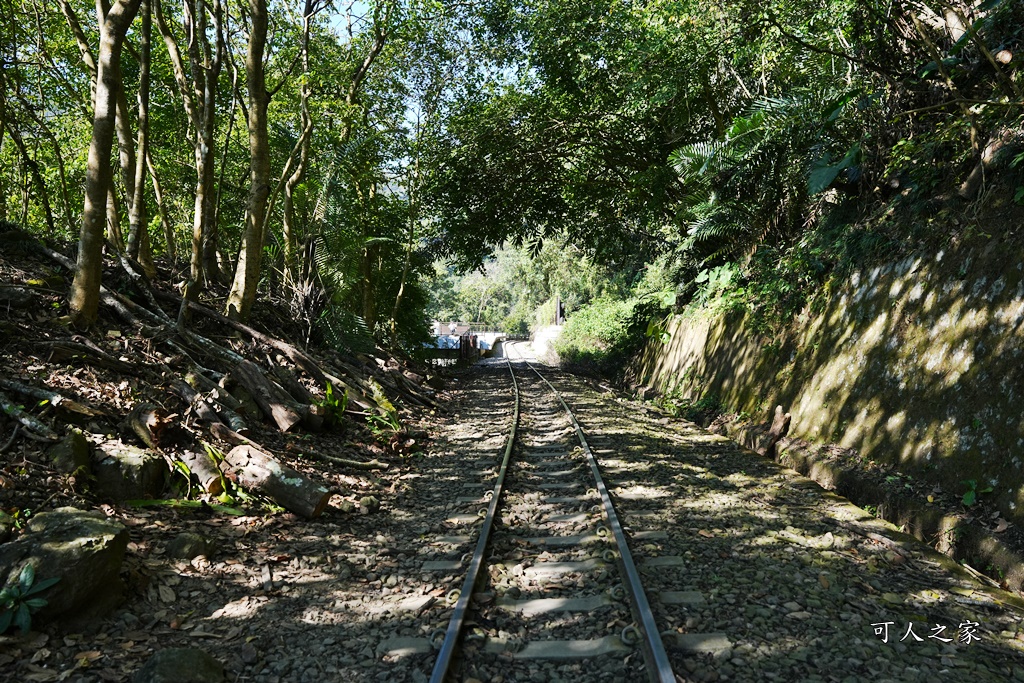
0, 390, 58, 441
185, 371, 243, 412
170, 380, 223, 427
179, 448, 225, 495
163, 295, 330, 387
222, 444, 331, 519
42, 340, 133, 373
126, 403, 178, 449
209, 422, 254, 447
231, 360, 304, 433
270, 365, 314, 404
175, 376, 248, 433
0, 379, 105, 418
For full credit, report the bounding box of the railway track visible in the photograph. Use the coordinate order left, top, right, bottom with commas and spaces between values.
425, 342, 677, 682
375, 343, 1024, 683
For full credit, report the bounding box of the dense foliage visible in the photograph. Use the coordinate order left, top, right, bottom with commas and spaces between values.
426, 0, 1024, 369
2, 0, 1022, 361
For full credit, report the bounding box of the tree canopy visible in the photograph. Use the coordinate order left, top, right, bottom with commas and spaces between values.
0, 0, 1021, 345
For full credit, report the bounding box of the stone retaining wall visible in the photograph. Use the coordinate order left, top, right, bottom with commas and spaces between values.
628, 238, 1024, 525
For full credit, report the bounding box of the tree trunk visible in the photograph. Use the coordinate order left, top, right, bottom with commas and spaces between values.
70, 0, 142, 328
282, 0, 316, 286
155, 0, 224, 288
223, 444, 331, 518
126, 0, 151, 263
106, 185, 124, 250
14, 90, 75, 235
145, 149, 175, 263
0, 131, 5, 224
0, 71, 55, 235
226, 0, 271, 322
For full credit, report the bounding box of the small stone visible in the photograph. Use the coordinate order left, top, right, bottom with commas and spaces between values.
359, 496, 380, 513
166, 532, 212, 560
240, 643, 259, 664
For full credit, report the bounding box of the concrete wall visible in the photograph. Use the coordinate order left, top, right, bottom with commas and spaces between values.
629, 239, 1024, 523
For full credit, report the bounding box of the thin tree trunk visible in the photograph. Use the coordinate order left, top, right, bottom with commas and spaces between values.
0, 131, 6, 224
106, 186, 124, 250
214, 63, 240, 245
282, 0, 317, 286
1, 124, 55, 235
145, 149, 175, 263
13, 91, 74, 235
69, 0, 143, 328
226, 0, 271, 321
126, 0, 151, 263
389, 122, 420, 344
0, 71, 54, 234
155, 0, 224, 288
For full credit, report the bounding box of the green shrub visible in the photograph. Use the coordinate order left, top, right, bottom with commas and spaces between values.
555, 295, 669, 379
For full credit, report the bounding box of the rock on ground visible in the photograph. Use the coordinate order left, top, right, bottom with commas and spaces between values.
0, 507, 128, 624
166, 532, 212, 560
46, 430, 92, 474
93, 441, 168, 500
133, 648, 225, 683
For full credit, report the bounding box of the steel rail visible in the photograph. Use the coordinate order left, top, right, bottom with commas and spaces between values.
511, 342, 677, 683
429, 356, 521, 683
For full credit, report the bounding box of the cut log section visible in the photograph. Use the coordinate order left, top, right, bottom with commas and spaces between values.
222, 444, 331, 519
126, 402, 179, 449
179, 449, 225, 495
170, 380, 223, 426
231, 360, 304, 433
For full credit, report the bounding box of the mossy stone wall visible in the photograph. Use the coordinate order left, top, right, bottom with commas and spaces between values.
630, 240, 1024, 523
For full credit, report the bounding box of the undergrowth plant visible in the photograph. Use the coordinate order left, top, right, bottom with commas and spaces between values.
0, 564, 60, 635
318, 382, 350, 429
961, 479, 993, 507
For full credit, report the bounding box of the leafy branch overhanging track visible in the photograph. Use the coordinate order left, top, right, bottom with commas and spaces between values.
428, 342, 675, 682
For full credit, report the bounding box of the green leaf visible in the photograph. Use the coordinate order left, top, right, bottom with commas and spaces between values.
808, 144, 861, 195
23, 598, 47, 610
0, 608, 12, 634
18, 564, 35, 591
962, 490, 976, 506
25, 576, 60, 596
14, 603, 31, 634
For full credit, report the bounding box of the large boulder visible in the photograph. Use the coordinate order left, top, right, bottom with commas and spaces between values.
133, 648, 225, 683
0, 507, 128, 625
94, 441, 167, 500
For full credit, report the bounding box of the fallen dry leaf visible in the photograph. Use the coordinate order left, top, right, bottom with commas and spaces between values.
158, 585, 176, 603
73, 651, 102, 662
